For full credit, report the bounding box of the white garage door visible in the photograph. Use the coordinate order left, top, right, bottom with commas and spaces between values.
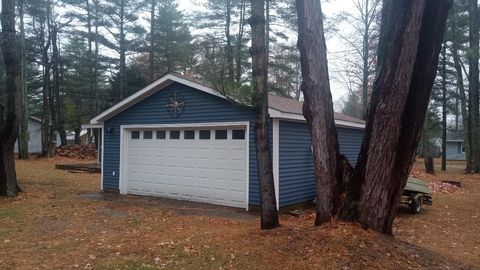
124, 126, 248, 208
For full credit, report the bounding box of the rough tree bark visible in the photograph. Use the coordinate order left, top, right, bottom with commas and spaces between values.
342, 0, 451, 234
467, 0, 480, 173
441, 44, 447, 172
250, 0, 279, 229
296, 0, 343, 225
18, 0, 29, 159
0, 0, 22, 196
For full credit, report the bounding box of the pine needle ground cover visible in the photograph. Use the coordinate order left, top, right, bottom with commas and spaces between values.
0, 159, 478, 269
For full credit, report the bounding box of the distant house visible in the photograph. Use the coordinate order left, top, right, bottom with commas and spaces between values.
14, 116, 61, 154
446, 131, 466, 161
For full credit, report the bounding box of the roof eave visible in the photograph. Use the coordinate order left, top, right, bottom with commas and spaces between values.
268, 108, 365, 129
89, 73, 226, 124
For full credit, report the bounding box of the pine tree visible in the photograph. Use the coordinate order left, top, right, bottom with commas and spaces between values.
102, 0, 146, 100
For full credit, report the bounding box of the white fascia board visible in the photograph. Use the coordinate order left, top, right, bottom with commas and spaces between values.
82, 124, 102, 129
89, 74, 226, 124
272, 119, 280, 210
268, 108, 365, 129
119, 121, 250, 129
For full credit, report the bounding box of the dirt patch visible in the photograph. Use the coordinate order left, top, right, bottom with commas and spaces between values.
0, 158, 479, 269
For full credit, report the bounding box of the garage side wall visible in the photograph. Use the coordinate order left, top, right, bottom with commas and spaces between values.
278, 120, 364, 207
102, 83, 261, 205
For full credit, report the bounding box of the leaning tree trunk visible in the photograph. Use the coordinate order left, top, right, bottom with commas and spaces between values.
0, 0, 22, 197
342, 0, 451, 234
250, 0, 279, 230
296, 0, 343, 225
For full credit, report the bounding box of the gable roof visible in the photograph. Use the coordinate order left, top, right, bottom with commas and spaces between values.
90, 73, 365, 129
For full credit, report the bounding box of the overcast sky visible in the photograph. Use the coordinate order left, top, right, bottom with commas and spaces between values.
176, 0, 358, 106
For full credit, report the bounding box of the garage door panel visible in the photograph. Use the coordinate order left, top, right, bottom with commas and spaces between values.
125, 126, 247, 208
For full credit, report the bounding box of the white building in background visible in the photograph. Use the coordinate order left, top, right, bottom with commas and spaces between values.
14, 116, 61, 154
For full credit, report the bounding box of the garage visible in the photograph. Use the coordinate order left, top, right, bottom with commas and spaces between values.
90, 73, 364, 210
120, 124, 249, 208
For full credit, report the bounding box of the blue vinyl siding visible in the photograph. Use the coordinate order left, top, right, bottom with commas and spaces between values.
278, 120, 364, 207
337, 127, 364, 165
102, 82, 261, 205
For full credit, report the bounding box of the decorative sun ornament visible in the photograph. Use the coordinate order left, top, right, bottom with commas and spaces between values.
166, 93, 185, 117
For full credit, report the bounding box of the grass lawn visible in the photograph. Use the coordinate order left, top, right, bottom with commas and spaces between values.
0, 158, 478, 269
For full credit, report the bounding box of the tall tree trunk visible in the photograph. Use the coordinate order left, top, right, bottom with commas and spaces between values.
361, 0, 370, 120
86, 0, 98, 119
342, 0, 451, 234
225, 0, 234, 84
235, 0, 246, 85
41, 26, 52, 156
0, 0, 21, 196
265, 0, 270, 66
51, 26, 67, 146
18, 0, 28, 159
452, 42, 470, 172
250, 0, 279, 230
296, 0, 343, 225
441, 44, 447, 171
94, 0, 100, 113
149, 0, 155, 82
468, 0, 480, 173
119, 1, 126, 100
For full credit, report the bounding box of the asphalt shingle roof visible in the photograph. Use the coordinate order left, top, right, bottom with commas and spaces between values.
268, 94, 366, 124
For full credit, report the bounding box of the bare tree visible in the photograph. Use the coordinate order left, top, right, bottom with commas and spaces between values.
332, 0, 381, 120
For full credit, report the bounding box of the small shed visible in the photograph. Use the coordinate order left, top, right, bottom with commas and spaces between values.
15, 116, 61, 154
446, 131, 466, 161
89, 73, 365, 210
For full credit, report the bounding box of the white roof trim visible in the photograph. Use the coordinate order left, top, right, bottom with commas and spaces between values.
89, 73, 365, 129
268, 108, 365, 129
90, 74, 225, 124
29, 116, 42, 123
82, 124, 102, 129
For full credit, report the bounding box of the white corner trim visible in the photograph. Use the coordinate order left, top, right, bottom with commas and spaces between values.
119, 126, 127, 194
90, 74, 227, 124
268, 108, 365, 129
245, 122, 250, 211
82, 124, 102, 129
100, 123, 104, 191
272, 119, 280, 210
